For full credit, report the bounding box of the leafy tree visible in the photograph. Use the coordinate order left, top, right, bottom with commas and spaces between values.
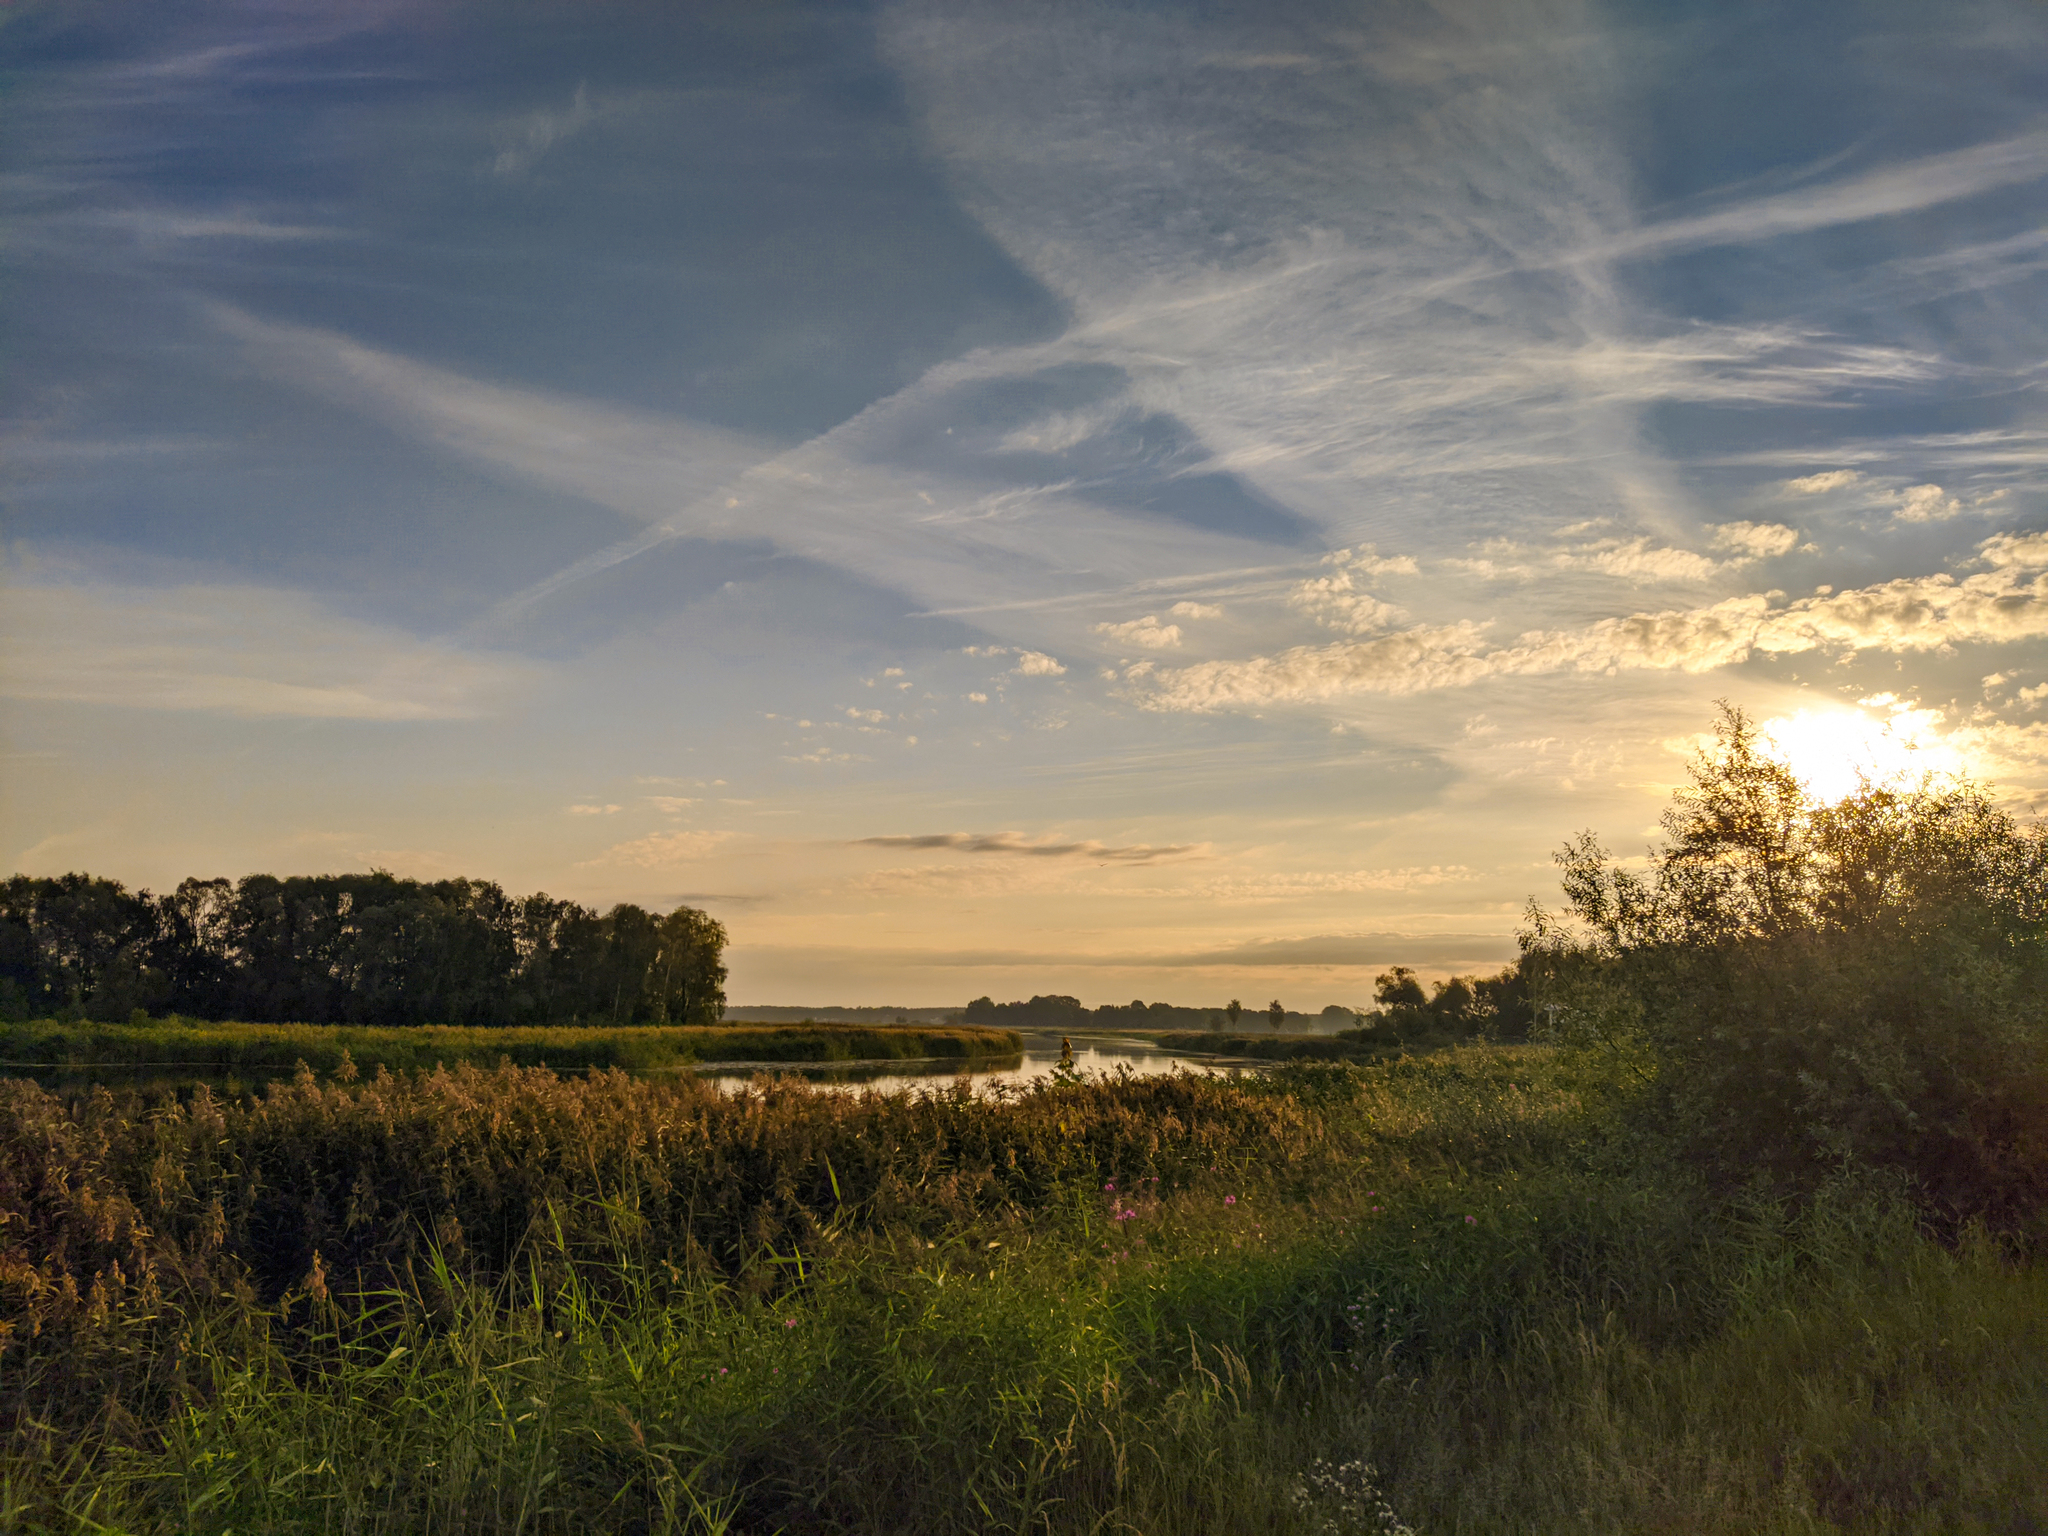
1267, 998, 1285, 1031
1226, 998, 1242, 1026
1527, 702, 2048, 1228
644, 905, 728, 1025
1373, 967, 1426, 1009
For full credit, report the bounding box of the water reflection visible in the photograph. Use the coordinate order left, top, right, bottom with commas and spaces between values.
2, 1030, 1261, 1101
693, 1029, 1257, 1094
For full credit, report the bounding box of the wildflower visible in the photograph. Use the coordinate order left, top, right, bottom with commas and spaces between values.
784, 1318, 798, 1327
719, 1367, 728, 1375
1224, 1195, 1237, 1206
1465, 1215, 1477, 1225
1104, 1181, 1115, 1191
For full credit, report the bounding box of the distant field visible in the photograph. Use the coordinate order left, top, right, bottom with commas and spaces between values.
722, 1005, 965, 1024
0, 1018, 1023, 1076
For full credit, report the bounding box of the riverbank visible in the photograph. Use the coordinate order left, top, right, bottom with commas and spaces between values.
0, 1017, 1023, 1075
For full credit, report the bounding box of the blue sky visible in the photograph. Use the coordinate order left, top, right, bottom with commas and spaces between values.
5, 0, 2047, 1005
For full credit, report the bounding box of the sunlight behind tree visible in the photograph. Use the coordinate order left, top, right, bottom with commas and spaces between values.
1755, 702, 1967, 802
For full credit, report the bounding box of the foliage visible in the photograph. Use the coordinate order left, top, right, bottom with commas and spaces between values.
1528, 703, 2048, 1229
0, 871, 727, 1028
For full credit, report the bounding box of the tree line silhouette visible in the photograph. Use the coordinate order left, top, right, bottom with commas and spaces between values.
0, 871, 727, 1028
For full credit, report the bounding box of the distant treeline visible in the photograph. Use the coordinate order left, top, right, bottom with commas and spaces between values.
0, 872, 726, 1028
964, 977, 1533, 1039
724, 1006, 965, 1025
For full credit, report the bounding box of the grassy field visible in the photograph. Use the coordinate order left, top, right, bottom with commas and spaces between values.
0, 1047, 2041, 1534
0, 1017, 1023, 1077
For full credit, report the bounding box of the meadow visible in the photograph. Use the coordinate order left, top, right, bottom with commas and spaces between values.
0, 1018, 1022, 1079
2, 1045, 2041, 1535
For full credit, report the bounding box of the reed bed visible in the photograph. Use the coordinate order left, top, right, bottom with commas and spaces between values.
0, 1018, 1023, 1078
1, 1048, 2041, 1534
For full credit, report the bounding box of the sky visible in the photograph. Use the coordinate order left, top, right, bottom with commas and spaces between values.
4, 0, 2047, 1008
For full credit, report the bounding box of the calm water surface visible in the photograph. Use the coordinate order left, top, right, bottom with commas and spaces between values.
5, 1030, 1267, 1099
694, 1029, 1262, 1094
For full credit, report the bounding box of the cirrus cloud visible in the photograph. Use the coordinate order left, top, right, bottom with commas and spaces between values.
854, 830, 1208, 862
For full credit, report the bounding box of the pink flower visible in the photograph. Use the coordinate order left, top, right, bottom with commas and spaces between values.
1224, 1195, 1237, 1206
784, 1317, 798, 1327
1465, 1215, 1477, 1225
719, 1367, 728, 1375
1104, 1182, 1115, 1192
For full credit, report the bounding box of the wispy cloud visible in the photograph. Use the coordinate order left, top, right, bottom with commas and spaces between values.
0, 570, 536, 720
581, 830, 743, 867
854, 831, 1206, 862
1602, 129, 2048, 264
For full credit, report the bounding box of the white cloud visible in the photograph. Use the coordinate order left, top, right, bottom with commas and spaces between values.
1137, 530, 2048, 713
567, 804, 622, 816
1708, 521, 1801, 558
1095, 615, 1183, 649
646, 796, 698, 813
1552, 538, 1721, 584
1014, 650, 1067, 676
1323, 547, 1419, 580
0, 572, 536, 720
1169, 601, 1224, 619
1894, 483, 1963, 522
1785, 469, 1862, 494
1290, 548, 1414, 633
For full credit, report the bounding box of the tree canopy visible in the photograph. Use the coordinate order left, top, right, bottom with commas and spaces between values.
0, 871, 727, 1028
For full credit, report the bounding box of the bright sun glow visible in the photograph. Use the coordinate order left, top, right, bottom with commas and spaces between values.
1756, 699, 1968, 803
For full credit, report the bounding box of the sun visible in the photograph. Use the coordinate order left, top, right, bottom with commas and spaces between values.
1755, 700, 1967, 804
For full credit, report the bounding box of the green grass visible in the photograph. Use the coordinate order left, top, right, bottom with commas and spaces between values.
1, 1047, 2042, 1534
0, 1017, 1023, 1077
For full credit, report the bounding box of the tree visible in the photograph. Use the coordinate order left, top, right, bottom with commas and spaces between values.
643, 905, 728, 1025
1267, 998, 1285, 1031
1226, 998, 1242, 1026
1374, 967, 1426, 1009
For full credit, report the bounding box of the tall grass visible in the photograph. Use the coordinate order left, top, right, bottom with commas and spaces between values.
1, 1048, 2042, 1534
0, 1018, 1023, 1077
